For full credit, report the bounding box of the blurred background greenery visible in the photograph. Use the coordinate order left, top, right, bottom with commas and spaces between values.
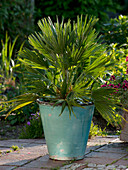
0, 0, 128, 138
0, 0, 128, 46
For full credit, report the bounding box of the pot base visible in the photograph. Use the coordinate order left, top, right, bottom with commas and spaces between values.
49, 155, 85, 161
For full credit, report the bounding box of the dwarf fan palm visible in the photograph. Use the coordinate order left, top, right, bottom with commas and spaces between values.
0, 16, 120, 125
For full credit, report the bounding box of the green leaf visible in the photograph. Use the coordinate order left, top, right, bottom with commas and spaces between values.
92, 88, 120, 125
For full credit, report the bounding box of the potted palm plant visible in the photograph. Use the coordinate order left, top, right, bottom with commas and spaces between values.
1, 16, 120, 160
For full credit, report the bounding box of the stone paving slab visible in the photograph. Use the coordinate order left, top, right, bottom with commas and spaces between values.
0, 146, 48, 166
75, 156, 119, 165
0, 166, 16, 170
19, 145, 48, 154
0, 154, 30, 166
85, 151, 127, 159
0, 139, 46, 148
16, 168, 46, 170
0, 141, 30, 148
96, 142, 128, 153
23, 143, 46, 148
23, 154, 66, 169
60, 162, 128, 170
87, 136, 118, 146
60, 163, 87, 170
4, 139, 45, 143
0, 147, 13, 152
85, 145, 102, 155
85, 136, 120, 154
113, 155, 128, 166
0, 136, 128, 170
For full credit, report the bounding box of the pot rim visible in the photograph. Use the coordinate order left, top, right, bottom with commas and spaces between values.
36, 99, 94, 106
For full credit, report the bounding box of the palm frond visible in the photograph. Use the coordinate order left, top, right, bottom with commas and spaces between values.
92, 88, 120, 126
0, 93, 39, 118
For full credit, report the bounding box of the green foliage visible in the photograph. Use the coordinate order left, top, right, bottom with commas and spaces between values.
6, 150, 12, 153
119, 90, 128, 109
108, 43, 128, 72
116, 130, 121, 135
89, 122, 107, 138
0, 33, 19, 107
0, 33, 20, 116
0, 0, 34, 48
0, 16, 122, 125
99, 44, 128, 82
11, 145, 20, 151
0, 32, 18, 79
102, 15, 128, 46
35, 0, 122, 30
100, 43, 128, 110
0, 93, 39, 124
0, 149, 12, 155
97, 43, 127, 94
0, 33, 40, 124
7, 103, 39, 125
19, 112, 43, 139
0, 32, 25, 96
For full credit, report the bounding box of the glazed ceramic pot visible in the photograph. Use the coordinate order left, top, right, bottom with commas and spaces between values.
38, 103, 94, 160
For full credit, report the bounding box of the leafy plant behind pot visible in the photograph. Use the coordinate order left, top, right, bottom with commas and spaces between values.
102, 15, 128, 47
0, 16, 121, 125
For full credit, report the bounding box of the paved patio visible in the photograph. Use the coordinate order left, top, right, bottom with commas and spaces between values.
0, 136, 128, 170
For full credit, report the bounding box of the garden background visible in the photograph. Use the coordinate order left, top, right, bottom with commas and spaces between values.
0, 0, 128, 139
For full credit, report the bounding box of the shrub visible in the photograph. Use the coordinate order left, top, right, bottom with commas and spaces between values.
0, 33, 40, 125
0, 0, 34, 49
35, 0, 121, 30
19, 112, 43, 139
89, 122, 107, 139
102, 15, 128, 46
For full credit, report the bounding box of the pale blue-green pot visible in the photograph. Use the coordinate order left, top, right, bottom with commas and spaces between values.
38, 103, 94, 160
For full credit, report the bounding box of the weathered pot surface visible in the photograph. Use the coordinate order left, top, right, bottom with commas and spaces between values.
38, 100, 94, 160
